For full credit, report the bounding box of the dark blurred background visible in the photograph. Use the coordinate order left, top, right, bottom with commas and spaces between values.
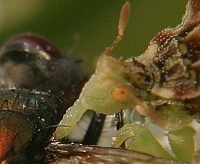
0, 0, 187, 71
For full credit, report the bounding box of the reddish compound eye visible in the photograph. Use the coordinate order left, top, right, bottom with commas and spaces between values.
0, 34, 62, 89
0, 32, 88, 93
0, 33, 62, 62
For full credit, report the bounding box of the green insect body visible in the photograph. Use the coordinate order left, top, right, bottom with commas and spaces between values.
55, 0, 200, 163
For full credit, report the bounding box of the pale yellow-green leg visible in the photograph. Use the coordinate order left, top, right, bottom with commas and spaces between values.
168, 126, 194, 163
54, 101, 87, 140
112, 123, 175, 160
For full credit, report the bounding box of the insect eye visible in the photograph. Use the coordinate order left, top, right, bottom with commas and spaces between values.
0, 34, 65, 89
0, 33, 62, 64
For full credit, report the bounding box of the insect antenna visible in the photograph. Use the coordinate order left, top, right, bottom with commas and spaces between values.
102, 2, 131, 56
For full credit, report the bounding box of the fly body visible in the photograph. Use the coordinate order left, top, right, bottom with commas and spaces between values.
0, 34, 88, 163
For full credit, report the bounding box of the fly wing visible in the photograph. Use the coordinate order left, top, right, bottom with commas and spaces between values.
46, 143, 184, 164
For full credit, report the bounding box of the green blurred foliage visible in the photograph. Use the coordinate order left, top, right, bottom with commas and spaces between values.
0, 0, 187, 71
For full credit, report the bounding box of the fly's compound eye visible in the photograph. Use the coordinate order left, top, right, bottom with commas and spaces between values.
0, 34, 63, 88
0, 33, 62, 64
